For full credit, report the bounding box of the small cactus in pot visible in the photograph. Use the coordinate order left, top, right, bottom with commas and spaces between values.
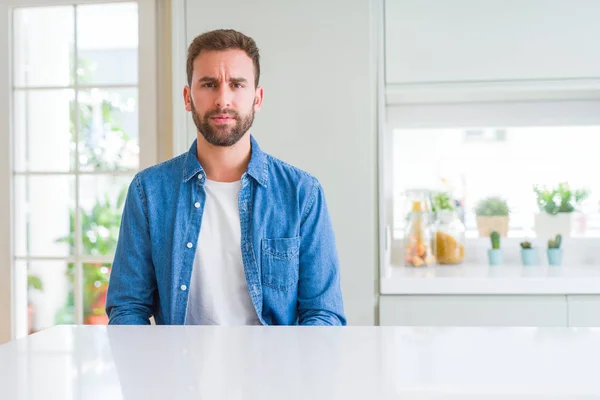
548, 234, 562, 249
547, 234, 563, 266
520, 241, 538, 266
487, 230, 503, 265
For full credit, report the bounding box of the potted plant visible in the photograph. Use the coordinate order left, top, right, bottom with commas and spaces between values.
520, 241, 538, 266
488, 230, 502, 266
27, 274, 43, 334
475, 197, 510, 237
547, 234, 563, 266
432, 191, 455, 213
533, 183, 589, 237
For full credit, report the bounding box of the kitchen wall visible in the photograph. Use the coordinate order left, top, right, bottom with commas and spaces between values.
172, 0, 380, 325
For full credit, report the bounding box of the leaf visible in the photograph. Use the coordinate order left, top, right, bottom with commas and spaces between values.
27, 275, 43, 291
535, 183, 591, 214
475, 196, 509, 217
432, 191, 455, 212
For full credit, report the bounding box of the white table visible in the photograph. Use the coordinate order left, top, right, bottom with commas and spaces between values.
1, 325, 600, 399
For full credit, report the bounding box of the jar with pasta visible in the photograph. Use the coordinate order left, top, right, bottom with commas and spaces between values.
434, 209, 466, 264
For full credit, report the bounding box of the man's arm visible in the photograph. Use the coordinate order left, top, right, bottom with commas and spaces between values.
106, 175, 157, 325
297, 179, 346, 326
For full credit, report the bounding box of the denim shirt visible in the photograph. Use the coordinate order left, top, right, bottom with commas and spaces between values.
106, 135, 346, 326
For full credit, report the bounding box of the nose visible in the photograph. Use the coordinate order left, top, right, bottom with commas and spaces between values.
215, 85, 232, 109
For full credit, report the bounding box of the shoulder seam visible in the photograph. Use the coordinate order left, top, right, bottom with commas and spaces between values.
133, 174, 149, 224
144, 152, 187, 171
265, 154, 314, 179
300, 177, 320, 225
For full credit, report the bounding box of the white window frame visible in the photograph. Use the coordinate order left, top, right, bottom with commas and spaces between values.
0, 0, 158, 342
170, 0, 189, 155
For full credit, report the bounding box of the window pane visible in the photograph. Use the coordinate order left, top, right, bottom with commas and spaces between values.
17, 260, 74, 334
79, 175, 133, 256
76, 3, 138, 85
13, 90, 75, 172
13, 6, 74, 87
392, 126, 600, 239
83, 263, 111, 325
78, 88, 139, 171
14, 176, 75, 257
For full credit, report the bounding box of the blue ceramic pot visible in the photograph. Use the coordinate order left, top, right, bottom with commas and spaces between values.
521, 249, 538, 266
488, 249, 503, 266
547, 248, 563, 266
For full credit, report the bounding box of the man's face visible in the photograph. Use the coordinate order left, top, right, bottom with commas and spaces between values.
184, 49, 263, 147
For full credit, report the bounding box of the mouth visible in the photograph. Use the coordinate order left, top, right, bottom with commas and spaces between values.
210, 114, 235, 124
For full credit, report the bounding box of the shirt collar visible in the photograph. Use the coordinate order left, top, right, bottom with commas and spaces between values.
182, 134, 268, 187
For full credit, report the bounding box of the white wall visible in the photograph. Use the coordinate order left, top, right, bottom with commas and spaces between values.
176, 0, 379, 325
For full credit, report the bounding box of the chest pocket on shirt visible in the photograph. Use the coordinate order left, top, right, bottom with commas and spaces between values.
262, 237, 300, 291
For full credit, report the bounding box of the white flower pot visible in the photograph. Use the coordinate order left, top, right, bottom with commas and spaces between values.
534, 213, 572, 237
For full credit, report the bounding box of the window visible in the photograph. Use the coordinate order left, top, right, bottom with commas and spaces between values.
391, 125, 600, 240
383, 100, 600, 268
8, 1, 157, 338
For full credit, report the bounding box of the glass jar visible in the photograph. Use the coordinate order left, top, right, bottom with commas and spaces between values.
434, 210, 466, 265
403, 190, 436, 267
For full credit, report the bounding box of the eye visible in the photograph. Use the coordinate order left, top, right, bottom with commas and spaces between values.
232, 83, 244, 89
201, 82, 216, 88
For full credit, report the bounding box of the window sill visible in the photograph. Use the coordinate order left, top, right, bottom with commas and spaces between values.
380, 263, 600, 295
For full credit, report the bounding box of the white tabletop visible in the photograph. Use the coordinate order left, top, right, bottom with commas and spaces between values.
1, 325, 600, 399
381, 264, 600, 295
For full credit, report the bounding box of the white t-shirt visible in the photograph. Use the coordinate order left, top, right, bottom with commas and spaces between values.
184, 179, 262, 325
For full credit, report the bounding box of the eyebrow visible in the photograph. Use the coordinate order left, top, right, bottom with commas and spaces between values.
198, 76, 248, 84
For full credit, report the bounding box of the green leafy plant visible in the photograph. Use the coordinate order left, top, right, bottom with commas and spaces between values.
55, 186, 127, 319
533, 183, 590, 215
490, 230, 500, 249
475, 197, 509, 217
520, 241, 533, 249
548, 234, 562, 249
432, 191, 455, 212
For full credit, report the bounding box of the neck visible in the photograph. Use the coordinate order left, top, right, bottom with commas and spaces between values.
196, 133, 251, 182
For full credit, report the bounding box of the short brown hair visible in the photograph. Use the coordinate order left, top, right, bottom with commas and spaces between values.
186, 29, 261, 88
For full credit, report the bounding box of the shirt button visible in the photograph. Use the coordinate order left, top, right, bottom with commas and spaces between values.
197, 174, 203, 180
181, 285, 187, 291
186, 242, 193, 248
194, 202, 200, 208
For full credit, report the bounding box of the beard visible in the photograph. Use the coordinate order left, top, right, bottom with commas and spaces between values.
190, 99, 255, 147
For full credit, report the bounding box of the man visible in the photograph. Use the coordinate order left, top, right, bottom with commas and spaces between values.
106, 29, 346, 326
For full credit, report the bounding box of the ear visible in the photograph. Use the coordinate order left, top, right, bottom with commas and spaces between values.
183, 86, 192, 112
253, 86, 264, 112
